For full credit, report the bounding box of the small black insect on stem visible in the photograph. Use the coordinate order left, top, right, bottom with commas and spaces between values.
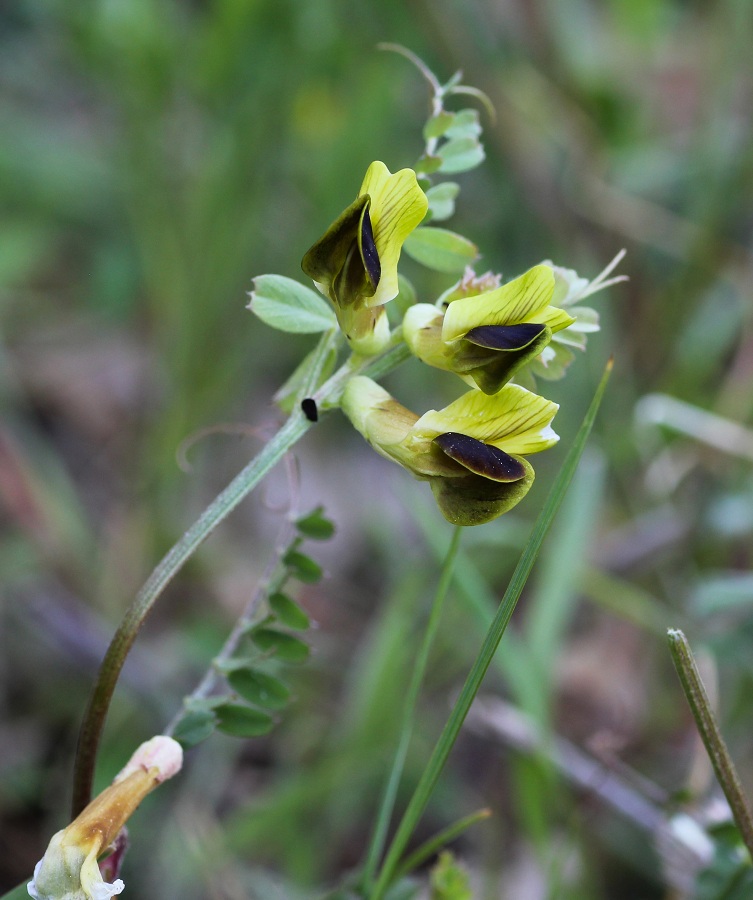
301, 398, 318, 422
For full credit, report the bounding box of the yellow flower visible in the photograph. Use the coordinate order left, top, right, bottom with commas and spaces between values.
28, 737, 182, 900
341, 376, 559, 525
302, 161, 428, 355
403, 264, 573, 394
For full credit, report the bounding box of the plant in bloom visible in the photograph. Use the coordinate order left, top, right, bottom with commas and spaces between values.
301, 160, 428, 355
403, 264, 574, 394
342, 375, 559, 525
28, 737, 182, 900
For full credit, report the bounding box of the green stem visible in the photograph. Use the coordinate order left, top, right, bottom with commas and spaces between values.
71, 411, 312, 814
370, 360, 612, 900
667, 628, 753, 861
361, 525, 463, 890
71, 329, 413, 815
393, 808, 491, 883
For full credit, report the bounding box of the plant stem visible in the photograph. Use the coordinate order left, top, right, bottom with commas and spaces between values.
71, 411, 311, 814
667, 628, 753, 860
370, 359, 612, 900
361, 525, 463, 890
71, 328, 414, 815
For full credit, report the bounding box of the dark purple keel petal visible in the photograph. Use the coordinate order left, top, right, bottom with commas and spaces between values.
465, 322, 547, 351
359, 204, 381, 289
434, 432, 527, 482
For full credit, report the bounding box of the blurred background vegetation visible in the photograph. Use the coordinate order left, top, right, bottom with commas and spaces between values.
2, 0, 753, 897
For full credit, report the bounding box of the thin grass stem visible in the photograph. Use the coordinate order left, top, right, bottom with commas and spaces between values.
361, 525, 463, 890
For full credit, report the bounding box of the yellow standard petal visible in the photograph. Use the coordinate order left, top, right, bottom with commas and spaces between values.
410, 384, 559, 456
358, 161, 428, 308
442, 264, 573, 343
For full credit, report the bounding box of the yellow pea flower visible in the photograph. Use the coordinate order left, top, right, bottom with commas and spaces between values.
404, 264, 573, 394
302, 161, 428, 355
341, 376, 559, 526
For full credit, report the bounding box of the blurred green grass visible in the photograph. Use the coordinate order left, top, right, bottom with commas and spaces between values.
2, 0, 753, 897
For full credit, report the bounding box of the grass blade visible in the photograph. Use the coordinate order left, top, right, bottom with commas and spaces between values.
371, 359, 612, 898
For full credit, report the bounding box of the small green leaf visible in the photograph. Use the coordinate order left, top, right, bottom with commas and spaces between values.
284, 549, 323, 583
172, 710, 217, 748
228, 667, 291, 709
295, 506, 336, 540
251, 628, 311, 663
423, 111, 455, 140
269, 591, 311, 629
215, 703, 275, 737
445, 109, 482, 139
403, 228, 478, 274
425, 182, 459, 222
437, 137, 485, 174
248, 274, 337, 333
415, 155, 443, 176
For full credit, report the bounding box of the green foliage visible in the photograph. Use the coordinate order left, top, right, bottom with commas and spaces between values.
429, 852, 472, 900
403, 227, 478, 273
696, 826, 753, 900
249, 275, 338, 333
7, 4, 753, 899
215, 703, 276, 738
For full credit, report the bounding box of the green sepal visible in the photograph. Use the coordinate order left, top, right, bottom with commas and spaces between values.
251, 628, 311, 663
215, 703, 275, 737
227, 667, 291, 709
403, 227, 478, 274
248, 274, 338, 333
269, 591, 311, 630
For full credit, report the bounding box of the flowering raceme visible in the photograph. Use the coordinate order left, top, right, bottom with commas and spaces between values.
302, 160, 428, 355
403, 264, 574, 394
342, 376, 559, 525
